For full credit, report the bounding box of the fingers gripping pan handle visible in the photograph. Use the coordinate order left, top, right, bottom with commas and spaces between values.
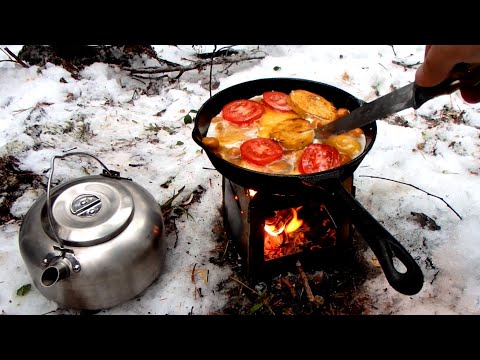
333, 182, 424, 295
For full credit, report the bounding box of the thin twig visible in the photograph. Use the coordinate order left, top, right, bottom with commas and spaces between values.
2, 47, 29, 68
389, 45, 397, 57
358, 175, 462, 220
209, 45, 217, 98
378, 62, 392, 78
296, 261, 315, 302
265, 301, 276, 315
221, 240, 230, 261
191, 263, 197, 283
378, 62, 389, 72
129, 76, 147, 84
228, 276, 259, 295
41, 308, 62, 315
12, 106, 34, 114
173, 218, 179, 248
392, 59, 421, 69
62, 147, 78, 153
130, 73, 169, 81
281, 275, 297, 299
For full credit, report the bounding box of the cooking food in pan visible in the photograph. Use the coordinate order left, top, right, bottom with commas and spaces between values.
202, 89, 366, 175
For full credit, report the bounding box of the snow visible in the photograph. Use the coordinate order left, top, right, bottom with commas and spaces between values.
1, 45, 479, 315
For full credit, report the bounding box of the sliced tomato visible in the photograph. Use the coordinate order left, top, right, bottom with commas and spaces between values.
263, 91, 292, 112
240, 138, 283, 166
222, 99, 265, 126
299, 144, 341, 174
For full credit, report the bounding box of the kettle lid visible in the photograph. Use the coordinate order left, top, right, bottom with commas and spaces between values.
44, 177, 134, 247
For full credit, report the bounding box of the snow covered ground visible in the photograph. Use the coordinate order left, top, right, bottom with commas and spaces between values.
1, 45, 479, 315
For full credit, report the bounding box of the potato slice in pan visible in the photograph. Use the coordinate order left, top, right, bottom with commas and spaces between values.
258, 104, 299, 127
270, 118, 314, 150
287, 89, 337, 125
257, 104, 299, 138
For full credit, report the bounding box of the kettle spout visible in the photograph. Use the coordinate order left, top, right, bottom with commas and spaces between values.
41, 258, 71, 287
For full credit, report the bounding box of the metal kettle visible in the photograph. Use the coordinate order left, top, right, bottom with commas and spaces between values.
18, 152, 167, 310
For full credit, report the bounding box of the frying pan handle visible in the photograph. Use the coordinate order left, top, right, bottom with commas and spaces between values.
331, 181, 424, 295
414, 63, 480, 108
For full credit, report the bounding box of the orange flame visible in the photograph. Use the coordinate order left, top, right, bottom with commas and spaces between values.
285, 207, 303, 233
264, 207, 303, 236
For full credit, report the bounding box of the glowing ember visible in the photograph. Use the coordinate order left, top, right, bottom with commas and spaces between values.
248, 189, 257, 197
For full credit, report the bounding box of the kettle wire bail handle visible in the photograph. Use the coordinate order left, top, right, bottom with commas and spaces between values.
46, 151, 114, 249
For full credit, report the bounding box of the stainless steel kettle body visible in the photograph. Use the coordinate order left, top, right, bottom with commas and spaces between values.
18, 153, 167, 310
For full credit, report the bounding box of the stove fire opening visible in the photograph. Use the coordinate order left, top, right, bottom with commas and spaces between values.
222, 176, 355, 278
264, 204, 337, 261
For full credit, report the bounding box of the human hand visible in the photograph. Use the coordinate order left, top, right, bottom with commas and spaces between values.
415, 45, 480, 103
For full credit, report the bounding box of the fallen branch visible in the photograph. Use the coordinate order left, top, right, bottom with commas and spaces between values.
17, 45, 162, 76
1, 47, 29, 68
358, 175, 462, 220
125, 51, 266, 76
296, 260, 315, 302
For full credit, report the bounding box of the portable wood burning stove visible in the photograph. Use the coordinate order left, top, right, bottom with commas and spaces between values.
222, 175, 356, 278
